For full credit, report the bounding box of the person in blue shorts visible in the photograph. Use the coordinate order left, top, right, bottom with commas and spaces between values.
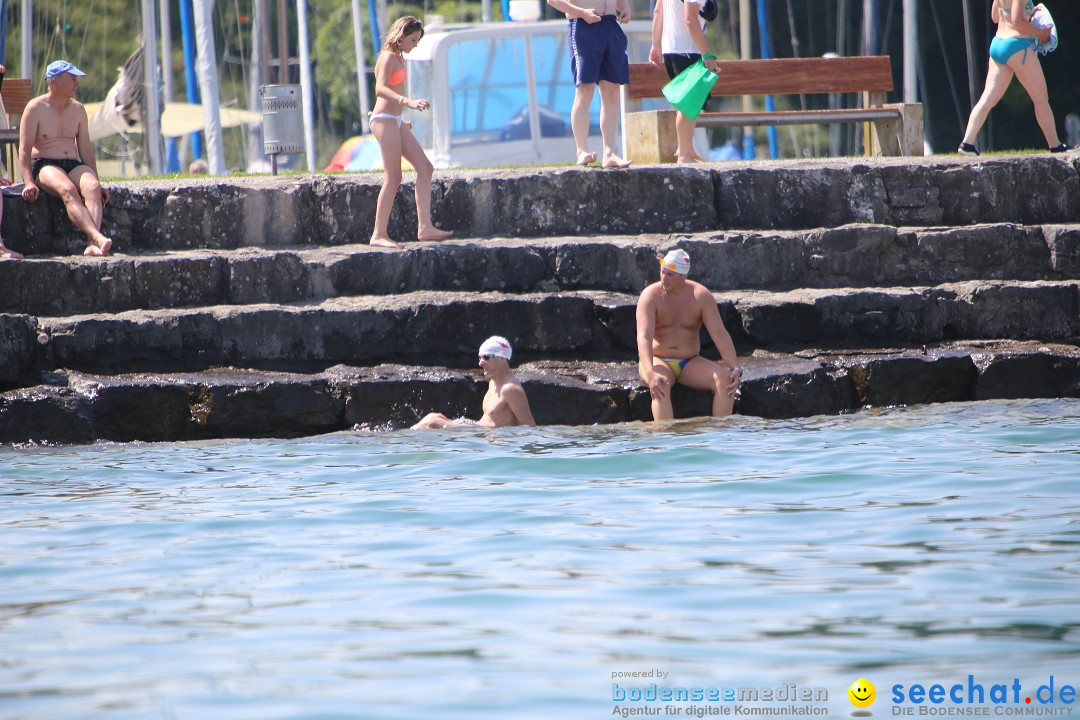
546, 0, 632, 168
959, 0, 1067, 155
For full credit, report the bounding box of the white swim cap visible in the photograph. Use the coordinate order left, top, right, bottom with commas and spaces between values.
660, 249, 690, 275
479, 336, 512, 360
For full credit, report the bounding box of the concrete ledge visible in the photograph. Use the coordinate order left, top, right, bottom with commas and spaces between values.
2, 156, 1077, 256
3, 342, 1077, 444
2, 282, 1069, 379
2, 224, 1077, 316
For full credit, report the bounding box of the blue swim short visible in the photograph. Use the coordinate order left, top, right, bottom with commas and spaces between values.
568, 15, 630, 86
989, 36, 1037, 65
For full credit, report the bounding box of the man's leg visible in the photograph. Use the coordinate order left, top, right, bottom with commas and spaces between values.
675, 112, 701, 163
412, 412, 452, 429
36, 166, 112, 256
678, 357, 736, 417
638, 359, 677, 420
598, 80, 630, 168
0, 191, 22, 259
572, 83, 598, 165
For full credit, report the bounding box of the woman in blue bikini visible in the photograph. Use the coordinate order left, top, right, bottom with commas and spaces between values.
959, 0, 1066, 155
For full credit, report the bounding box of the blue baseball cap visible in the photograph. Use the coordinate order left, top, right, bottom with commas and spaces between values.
45, 60, 86, 80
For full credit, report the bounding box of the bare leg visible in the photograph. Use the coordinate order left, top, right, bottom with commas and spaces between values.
598, 81, 630, 168
0, 196, 21, 259
370, 118, 405, 249
412, 412, 453, 429
571, 83, 598, 166
1010, 53, 1062, 148
37, 166, 112, 256
675, 111, 701, 163
962, 60, 1014, 146
638, 360, 677, 421
399, 124, 452, 242
678, 357, 737, 417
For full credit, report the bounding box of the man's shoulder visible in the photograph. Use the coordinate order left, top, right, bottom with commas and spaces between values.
502, 375, 528, 392
24, 95, 49, 111
637, 281, 662, 301
689, 279, 715, 298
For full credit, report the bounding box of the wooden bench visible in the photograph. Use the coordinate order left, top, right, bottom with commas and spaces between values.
620, 56, 923, 163
0, 78, 34, 179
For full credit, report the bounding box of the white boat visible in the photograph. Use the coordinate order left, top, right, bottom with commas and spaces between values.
404, 19, 655, 169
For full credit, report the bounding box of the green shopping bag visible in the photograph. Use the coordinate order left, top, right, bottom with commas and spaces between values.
661, 54, 718, 121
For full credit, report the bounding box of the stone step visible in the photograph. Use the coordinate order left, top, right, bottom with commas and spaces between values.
2, 341, 1077, 444
3, 224, 1078, 316
3, 282, 1076, 381
2, 156, 1077, 255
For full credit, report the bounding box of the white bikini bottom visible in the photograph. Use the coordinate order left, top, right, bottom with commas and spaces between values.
369, 112, 403, 128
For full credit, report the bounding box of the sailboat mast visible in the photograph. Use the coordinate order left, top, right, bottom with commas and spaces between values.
193, 0, 226, 173
21, 0, 32, 79
351, 0, 371, 133
160, 0, 180, 172
297, 0, 315, 170
142, 0, 164, 174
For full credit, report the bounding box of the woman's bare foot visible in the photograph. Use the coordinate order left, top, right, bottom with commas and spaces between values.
84, 237, 113, 257
371, 236, 404, 249
417, 227, 453, 242
676, 155, 702, 164
576, 150, 597, 166
0, 242, 23, 260
602, 154, 632, 169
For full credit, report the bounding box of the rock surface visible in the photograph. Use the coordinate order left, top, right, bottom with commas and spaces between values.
1, 155, 1078, 444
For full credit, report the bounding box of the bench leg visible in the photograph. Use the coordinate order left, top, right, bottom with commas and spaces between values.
869, 116, 902, 157
870, 103, 925, 157
895, 102, 924, 157
625, 110, 678, 164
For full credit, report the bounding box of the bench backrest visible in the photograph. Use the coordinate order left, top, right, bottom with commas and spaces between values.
627, 56, 894, 100
1, 78, 33, 122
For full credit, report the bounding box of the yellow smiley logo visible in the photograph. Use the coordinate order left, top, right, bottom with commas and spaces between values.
848, 678, 876, 709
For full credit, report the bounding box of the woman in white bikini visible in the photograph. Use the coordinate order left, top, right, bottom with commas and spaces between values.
369, 16, 453, 249
958, 0, 1066, 155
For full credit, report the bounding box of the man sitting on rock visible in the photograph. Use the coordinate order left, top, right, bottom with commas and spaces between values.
412, 336, 536, 429
636, 249, 742, 420
19, 60, 113, 257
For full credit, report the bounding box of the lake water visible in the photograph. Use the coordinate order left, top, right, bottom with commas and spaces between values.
2, 398, 1079, 720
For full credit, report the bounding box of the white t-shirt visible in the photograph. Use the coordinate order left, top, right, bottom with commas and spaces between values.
660, 0, 706, 55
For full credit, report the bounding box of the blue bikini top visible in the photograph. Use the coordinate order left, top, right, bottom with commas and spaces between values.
997, 0, 1035, 18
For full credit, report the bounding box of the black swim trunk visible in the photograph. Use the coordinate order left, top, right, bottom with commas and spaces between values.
32, 157, 88, 181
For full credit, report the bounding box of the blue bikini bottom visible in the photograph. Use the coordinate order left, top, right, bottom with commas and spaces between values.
989, 36, 1037, 65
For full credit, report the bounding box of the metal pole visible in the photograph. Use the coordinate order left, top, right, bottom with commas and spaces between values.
862, 0, 880, 55
756, 0, 778, 159
961, 0, 980, 141
193, 0, 226, 174
296, 0, 315, 171
0, 0, 8, 66
351, 0, 372, 133
21, 0, 32, 80
278, 0, 289, 83
903, 0, 918, 103
179, 0, 203, 159
740, 0, 753, 159
258, 0, 271, 85
141, 0, 164, 175
160, 0, 180, 172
